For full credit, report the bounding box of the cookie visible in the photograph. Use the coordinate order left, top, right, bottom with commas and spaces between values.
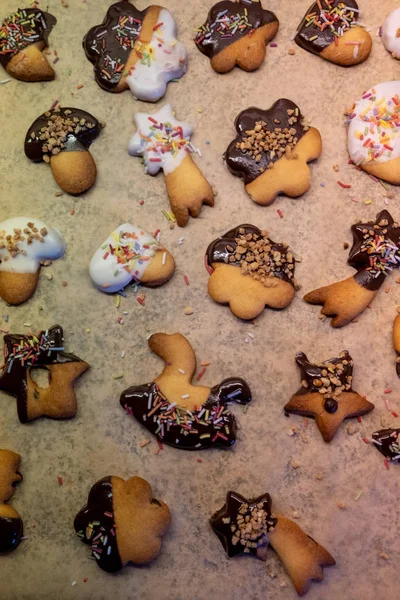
74, 475, 170, 572
25, 107, 101, 195
0, 449, 23, 554
0, 217, 65, 305
381, 9, 400, 59
304, 210, 400, 327
83, 1, 187, 101
211, 490, 335, 596
129, 105, 215, 227
225, 99, 322, 206
205, 224, 297, 320
0, 8, 56, 81
295, 0, 372, 66
120, 332, 251, 450
284, 351, 374, 442
372, 428, 400, 463
394, 314, 400, 377
194, 0, 279, 73
347, 82, 400, 184
0, 325, 89, 423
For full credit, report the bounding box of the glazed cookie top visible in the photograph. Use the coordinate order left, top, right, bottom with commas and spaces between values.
294, 351, 353, 399
372, 428, 400, 462
205, 225, 296, 285
295, 0, 359, 54
347, 82, 400, 165
0, 8, 56, 68
195, 0, 278, 58
382, 9, 400, 58
225, 99, 309, 184
25, 107, 101, 163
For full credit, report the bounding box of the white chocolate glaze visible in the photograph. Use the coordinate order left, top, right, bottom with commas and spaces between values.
382, 8, 400, 58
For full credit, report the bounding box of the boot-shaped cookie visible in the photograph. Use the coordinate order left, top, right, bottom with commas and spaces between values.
210, 490, 335, 596
83, 2, 187, 101
120, 332, 251, 450
225, 99, 322, 206
0, 449, 23, 554
74, 475, 170, 572
25, 107, 101, 194
195, 1, 279, 73
0, 8, 57, 81
304, 210, 400, 327
0, 325, 89, 423
0, 217, 65, 305
128, 104, 214, 227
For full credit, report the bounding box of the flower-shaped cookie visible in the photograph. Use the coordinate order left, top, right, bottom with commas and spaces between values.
0, 449, 23, 554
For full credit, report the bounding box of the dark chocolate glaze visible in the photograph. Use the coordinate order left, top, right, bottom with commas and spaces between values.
0, 8, 56, 68
0, 325, 85, 424
225, 100, 306, 184
83, 0, 149, 92
372, 428, 400, 462
205, 224, 295, 284
120, 378, 251, 450
210, 491, 277, 558
294, 351, 353, 397
195, 0, 278, 58
74, 476, 123, 573
295, 0, 359, 55
397, 356, 400, 379
0, 515, 23, 553
24, 107, 101, 162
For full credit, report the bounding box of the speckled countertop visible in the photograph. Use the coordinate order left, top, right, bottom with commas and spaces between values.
1, 0, 400, 598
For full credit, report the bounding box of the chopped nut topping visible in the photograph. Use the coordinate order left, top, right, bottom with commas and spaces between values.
0, 221, 46, 259
230, 503, 275, 552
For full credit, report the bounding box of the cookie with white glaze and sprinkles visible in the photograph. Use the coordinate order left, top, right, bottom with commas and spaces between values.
0, 8, 56, 81
294, 0, 372, 66
381, 8, 400, 60
74, 475, 170, 573
0, 449, 23, 554
194, 0, 279, 73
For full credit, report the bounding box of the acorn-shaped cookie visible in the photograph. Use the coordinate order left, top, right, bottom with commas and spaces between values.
25, 107, 101, 194
0, 449, 23, 554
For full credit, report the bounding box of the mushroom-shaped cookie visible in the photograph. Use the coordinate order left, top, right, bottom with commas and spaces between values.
25, 107, 101, 195
225, 100, 322, 206
120, 332, 251, 450
382, 9, 400, 60
194, 0, 279, 73
304, 210, 400, 327
129, 104, 214, 227
0, 8, 56, 81
205, 225, 297, 320
74, 475, 170, 573
0, 325, 89, 423
211, 490, 335, 596
294, 0, 372, 66
284, 351, 374, 442
0, 217, 65, 305
372, 428, 400, 463
89, 224, 175, 293
0, 449, 23, 554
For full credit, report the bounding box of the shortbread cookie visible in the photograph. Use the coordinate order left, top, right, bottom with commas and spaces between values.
284, 351, 374, 442
129, 105, 214, 227
90, 224, 175, 293
25, 107, 101, 195
0, 325, 89, 423
205, 224, 296, 320
83, 1, 187, 101
347, 82, 400, 184
394, 314, 400, 377
0, 217, 65, 305
295, 0, 372, 66
120, 332, 251, 450
211, 490, 335, 596
0, 449, 23, 554
225, 100, 322, 206
0, 8, 56, 81
381, 9, 400, 59
372, 428, 400, 463
74, 475, 170, 572
194, 0, 279, 73
304, 210, 400, 327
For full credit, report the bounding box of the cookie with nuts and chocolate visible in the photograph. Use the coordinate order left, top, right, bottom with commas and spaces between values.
24, 107, 101, 195
205, 224, 297, 320
225, 99, 322, 206
284, 351, 374, 442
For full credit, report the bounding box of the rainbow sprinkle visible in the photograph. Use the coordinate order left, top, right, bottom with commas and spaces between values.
302, 1, 357, 39
0, 9, 50, 57
101, 229, 158, 279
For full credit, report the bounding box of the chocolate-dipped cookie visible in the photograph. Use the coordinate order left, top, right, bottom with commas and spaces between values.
0, 450, 23, 554
225, 99, 322, 206
194, 0, 279, 73
372, 428, 400, 463
394, 314, 400, 377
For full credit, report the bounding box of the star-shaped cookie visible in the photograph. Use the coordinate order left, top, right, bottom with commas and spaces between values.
284, 351, 374, 442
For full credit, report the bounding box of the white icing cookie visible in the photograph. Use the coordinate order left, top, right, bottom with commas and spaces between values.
126, 9, 188, 102
382, 8, 400, 58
